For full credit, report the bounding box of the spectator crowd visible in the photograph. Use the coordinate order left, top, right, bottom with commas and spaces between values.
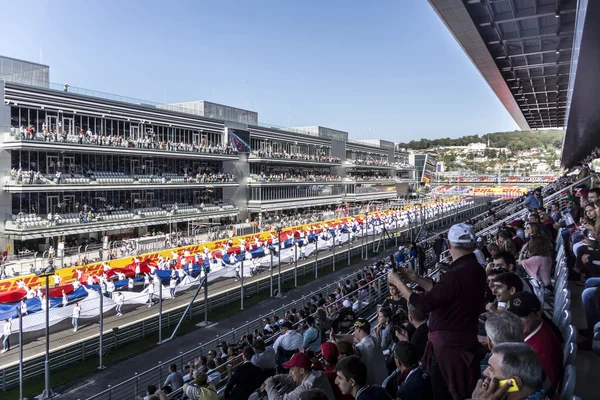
148, 174, 586, 400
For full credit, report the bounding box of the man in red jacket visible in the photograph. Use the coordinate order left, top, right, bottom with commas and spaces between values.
507, 291, 563, 390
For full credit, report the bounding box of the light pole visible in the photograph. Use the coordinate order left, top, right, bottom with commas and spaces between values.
169, 212, 173, 244
18, 306, 23, 400
269, 252, 274, 297
332, 230, 336, 272
276, 227, 282, 297
395, 210, 399, 247
314, 235, 319, 279
158, 279, 163, 343
99, 284, 104, 370
36, 265, 56, 399
294, 243, 298, 287
240, 257, 244, 309
347, 228, 351, 266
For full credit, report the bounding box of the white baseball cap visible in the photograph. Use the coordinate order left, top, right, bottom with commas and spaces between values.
447, 223, 476, 244
343, 299, 352, 308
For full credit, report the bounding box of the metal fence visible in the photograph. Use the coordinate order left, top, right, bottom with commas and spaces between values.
0, 200, 496, 394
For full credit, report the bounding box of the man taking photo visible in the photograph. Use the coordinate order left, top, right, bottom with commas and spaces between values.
388, 223, 486, 400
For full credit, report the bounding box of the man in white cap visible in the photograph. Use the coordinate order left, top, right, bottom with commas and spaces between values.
388, 223, 486, 400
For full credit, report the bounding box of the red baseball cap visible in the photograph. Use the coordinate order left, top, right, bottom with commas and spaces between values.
320, 342, 339, 363
282, 352, 311, 370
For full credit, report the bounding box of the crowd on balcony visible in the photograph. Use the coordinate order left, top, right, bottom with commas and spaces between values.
251, 166, 340, 183
9, 166, 235, 185
173, 176, 579, 400
392, 161, 414, 169
13, 199, 232, 230
346, 173, 393, 182
13, 126, 238, 155
347, 158, 390, 167
253, 172, 340, 183
252, 149, 341, 163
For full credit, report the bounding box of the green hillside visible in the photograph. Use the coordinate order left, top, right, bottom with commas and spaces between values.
397, 129, 563, 151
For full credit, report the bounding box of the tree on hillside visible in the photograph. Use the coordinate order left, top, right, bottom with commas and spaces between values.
398, 129, 563, 151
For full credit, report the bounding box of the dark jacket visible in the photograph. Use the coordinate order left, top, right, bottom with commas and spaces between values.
356, 385, 392, 400
224, 361, 263, 400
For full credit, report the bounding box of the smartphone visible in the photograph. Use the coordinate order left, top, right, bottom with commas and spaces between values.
498, 379, 519, 393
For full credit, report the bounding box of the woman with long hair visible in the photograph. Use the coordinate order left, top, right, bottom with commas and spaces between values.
519, 234, 553, 287
496, 230, 517, 257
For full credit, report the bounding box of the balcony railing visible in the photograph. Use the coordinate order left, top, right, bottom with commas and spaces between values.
249, 151, 341, 164
6, 128, 238, 156
6, 170, 236, 187
7, 203, 238, 232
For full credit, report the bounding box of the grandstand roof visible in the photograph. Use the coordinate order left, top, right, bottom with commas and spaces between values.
429, 0, 576, 130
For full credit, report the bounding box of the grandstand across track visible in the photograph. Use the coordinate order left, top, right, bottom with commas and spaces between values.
57, 245, 403, 400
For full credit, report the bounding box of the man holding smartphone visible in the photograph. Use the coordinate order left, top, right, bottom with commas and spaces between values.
474, 343, 546, 400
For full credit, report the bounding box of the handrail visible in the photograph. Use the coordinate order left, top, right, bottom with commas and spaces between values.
477, 176, 590, 237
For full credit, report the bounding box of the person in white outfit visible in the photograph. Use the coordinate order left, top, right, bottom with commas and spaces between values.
2, 319, 12, 352
147, 283, 154, 307
169, 276, 178, 298
72, 303, 81, 332
115, 293, 124, 316
128, 277, 134, 291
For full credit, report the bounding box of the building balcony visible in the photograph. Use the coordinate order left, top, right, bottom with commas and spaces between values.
343, 160, 394, 170
345, 176, 398, 184
394, 163, 415, 170
248, 151, 341, 167
345, 190, 398, 202
247, 194, 344, 212
4, 171, 238, 193
3, 130, 238, 161
4, 203, 239, 240
247, 174, 342, 186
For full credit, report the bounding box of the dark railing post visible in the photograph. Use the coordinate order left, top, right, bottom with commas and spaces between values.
204, 269, 209, 325
270, 252, 274, 297
332, 232, 336, 272
347, 230, 351, 266
99, 286, 104, 370
18, 307, 23, 400
158, 282, 163, 344
314, 237, 319, 279
294, 244, 298, 287
240, 258, 245, 310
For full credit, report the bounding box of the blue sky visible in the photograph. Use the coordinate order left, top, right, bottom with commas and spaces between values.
0, 0, 519, 141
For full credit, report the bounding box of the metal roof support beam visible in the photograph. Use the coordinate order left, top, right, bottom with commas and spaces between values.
506, 73, 569, 81
489, 32, 572, 45
502, 61, 570, 71
480, 8, 575, 26
496, 48, 572, 59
